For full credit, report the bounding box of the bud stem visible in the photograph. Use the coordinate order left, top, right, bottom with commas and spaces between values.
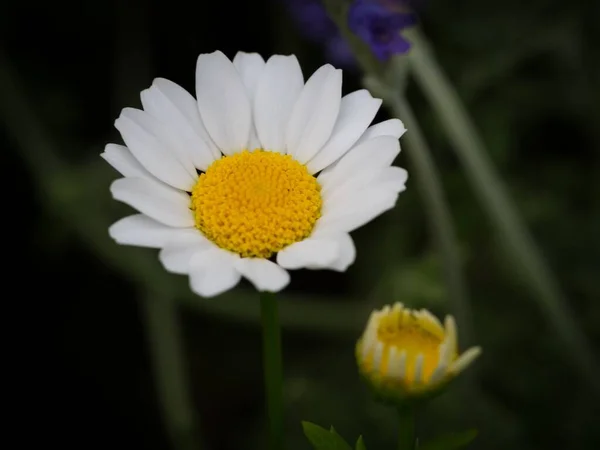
397, 405, 416, 450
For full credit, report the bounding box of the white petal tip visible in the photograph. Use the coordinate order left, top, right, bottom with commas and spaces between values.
450, 347, 483, 375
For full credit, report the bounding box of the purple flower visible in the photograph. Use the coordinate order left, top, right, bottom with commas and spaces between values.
348, 0, 417, 61
283, 0, 357, 69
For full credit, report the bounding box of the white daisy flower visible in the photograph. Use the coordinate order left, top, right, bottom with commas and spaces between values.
103, 51, 408, 298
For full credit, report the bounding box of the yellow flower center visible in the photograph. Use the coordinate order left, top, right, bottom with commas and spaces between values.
191, 149, 322, 258
376, 310, 444, 385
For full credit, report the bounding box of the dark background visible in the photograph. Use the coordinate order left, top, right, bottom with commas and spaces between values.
3, 0, 599, 449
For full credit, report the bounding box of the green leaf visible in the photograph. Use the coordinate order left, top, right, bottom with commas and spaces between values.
418, 430, 478, 450
329, 426, 353, 449
302, 421, 353, 450
355, 435, 367, 450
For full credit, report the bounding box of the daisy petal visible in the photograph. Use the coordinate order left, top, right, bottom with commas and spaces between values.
307, 90, 382, 174
234, 258, 290, 292
318, 136, 400, 193
196, 51, 251, 155
189, 247, 242, 297
443, 315, 458, 364
375, 166, 409, 193
354, 118, 407, 146
233, 52, 266, 149
141, 79, 218, 170
449, 347, 482, 375
233, 52, 266, 98
151, 78, 220, 160
159, 231, 213, 275
138, 89, 195, 176
316, 186, 398, 234
330, 233, 356, 271
276, 238, 340, 270
324, 166, 408, 204
115, 108, 196, 190
254, 54, 304, 153
101, 144, 155, 180
309, 231, 357, 272
110, 177, 194, 227
109, 214, 189, 248
285, 64, 342, 163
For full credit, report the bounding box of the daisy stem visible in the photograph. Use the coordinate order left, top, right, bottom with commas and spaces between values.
260, 292, 284, 450
397, 406, 416, 450
405, 28, 599, 390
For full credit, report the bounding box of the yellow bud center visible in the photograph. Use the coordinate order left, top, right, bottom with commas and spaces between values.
375, 310, 445, 385
191, 149, 322, 258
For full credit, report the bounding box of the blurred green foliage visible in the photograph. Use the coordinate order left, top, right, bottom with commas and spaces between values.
301, 422, 360, 450
1, 0, 599, 449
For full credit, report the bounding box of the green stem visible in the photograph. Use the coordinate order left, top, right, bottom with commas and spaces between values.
405, 28, 599, 389
397, 406, 416, 450
142, 294, 204, 450
260, 292, 284, 450
387, 87, 474, 349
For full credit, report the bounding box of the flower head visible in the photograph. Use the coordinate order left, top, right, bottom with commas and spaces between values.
356, 303, 481, 403
103, 51, 408, 298
348, 0, 417, 61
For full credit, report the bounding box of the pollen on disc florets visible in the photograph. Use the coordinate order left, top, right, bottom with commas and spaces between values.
191, 149, 322, 258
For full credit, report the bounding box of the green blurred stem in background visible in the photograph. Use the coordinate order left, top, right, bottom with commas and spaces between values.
142, 294, 205, 450
404, 28, 599, 390
397, 406, 416, 450
260, 292, 285, 450
367, 74, 474, 350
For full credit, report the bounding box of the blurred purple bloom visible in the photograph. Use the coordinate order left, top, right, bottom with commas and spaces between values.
348, 0, 417, 60
283, 0, 356, 69
283, 0, 418, 67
